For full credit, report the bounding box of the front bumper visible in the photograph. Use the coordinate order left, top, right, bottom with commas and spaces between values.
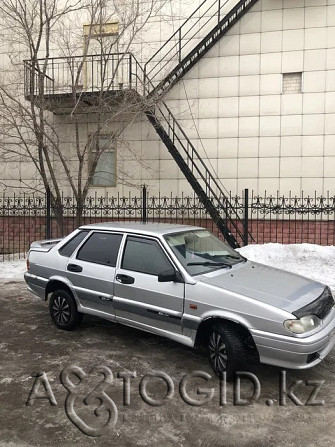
251, 310, 335, 369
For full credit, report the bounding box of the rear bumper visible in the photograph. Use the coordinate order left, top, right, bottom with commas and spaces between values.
251, 313, 335, 369
24, 272, 47, 300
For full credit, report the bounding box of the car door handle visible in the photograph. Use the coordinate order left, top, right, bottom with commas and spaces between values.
67, 263, 83, 273
116, 274, 134, 284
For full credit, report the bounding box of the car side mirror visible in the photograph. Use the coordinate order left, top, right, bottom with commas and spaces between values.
158, 269, 184, 283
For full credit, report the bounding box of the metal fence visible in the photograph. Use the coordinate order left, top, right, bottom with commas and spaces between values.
0, 187, 334, 260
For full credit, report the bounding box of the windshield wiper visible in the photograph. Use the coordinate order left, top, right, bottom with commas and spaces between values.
203, 253, 241, 261
224, 255, 246, 263
211, 254, 246, 262
220, 255, 240, 260
187, 262, 232, 269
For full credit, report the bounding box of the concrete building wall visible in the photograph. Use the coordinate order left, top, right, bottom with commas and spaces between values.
1, 0, 335, 197
116, 0, 335, 197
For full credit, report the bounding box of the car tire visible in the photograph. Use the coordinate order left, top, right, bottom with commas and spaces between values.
207, 323, 248, 381
49, 289, 81, 331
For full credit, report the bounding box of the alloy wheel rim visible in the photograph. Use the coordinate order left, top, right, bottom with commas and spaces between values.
209, 331, 228, 372
52, 296, 71, 324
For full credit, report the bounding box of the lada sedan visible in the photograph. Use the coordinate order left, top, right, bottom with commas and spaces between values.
24, 222, 335, 379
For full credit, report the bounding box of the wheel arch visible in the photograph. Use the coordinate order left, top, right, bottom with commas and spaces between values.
194, 315, 258, 357
45, 276, 78, 304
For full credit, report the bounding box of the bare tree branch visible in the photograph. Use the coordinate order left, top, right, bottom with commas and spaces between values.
0, 0, 169, 228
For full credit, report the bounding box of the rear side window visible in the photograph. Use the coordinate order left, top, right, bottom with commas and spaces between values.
59, 230, 89, 257
122, 236, 172, 275
77, 232, 123, 267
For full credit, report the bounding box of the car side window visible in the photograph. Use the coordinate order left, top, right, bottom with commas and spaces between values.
122, 236, 172, 276
76, 232, 123, 267
59, 230, 90, 257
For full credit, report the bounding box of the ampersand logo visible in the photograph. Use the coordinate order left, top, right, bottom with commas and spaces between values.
60, 365, 118, 437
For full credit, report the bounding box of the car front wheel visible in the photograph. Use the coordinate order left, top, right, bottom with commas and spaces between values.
49, 289, 81, 331
207, 323, 248, 381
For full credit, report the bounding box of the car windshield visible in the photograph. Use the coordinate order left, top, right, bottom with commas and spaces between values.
164, 230, 245, 276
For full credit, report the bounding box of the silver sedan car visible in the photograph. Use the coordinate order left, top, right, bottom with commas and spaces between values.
24, 222, 335, 379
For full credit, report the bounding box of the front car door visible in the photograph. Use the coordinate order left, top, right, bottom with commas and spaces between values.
113, 235, 185, 334
66, 231, 124, 318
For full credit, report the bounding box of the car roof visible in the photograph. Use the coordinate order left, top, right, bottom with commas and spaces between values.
79, 221, 204, 236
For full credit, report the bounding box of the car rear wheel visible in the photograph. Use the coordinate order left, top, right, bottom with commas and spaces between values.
49, 289, 81, 331
207, 323, 248, 381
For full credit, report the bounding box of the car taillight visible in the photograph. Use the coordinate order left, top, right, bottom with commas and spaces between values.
26, 258, 30, 271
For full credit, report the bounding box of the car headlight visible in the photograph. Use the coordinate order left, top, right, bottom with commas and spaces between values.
284, 315, 322, 334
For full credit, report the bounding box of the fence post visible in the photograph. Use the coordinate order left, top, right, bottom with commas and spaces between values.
142, 184, 147, 223
243, 188, 249, 246
46, 186, 51, 239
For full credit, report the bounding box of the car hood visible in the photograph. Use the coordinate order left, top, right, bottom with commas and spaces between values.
198, 261, 325, 314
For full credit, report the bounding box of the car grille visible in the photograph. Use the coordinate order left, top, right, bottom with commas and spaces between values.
293, 287, 334, 320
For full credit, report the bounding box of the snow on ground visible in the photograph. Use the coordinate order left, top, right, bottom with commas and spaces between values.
0, 258, 27, 283
0, 244, 334, 291
238, 243, 335, 291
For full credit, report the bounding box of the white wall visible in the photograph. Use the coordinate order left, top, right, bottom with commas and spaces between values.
113, 0, 335, 197
1, 0, 335, 197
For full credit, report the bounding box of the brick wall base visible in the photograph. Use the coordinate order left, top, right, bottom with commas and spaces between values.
0, 216, 334, 256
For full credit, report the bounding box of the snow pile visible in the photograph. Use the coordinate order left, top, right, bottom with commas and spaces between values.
0, 259, 27, 283
239, 243, 335, 291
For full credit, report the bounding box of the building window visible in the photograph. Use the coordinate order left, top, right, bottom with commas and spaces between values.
90, 135, 116, 187
282, 72, 302, 94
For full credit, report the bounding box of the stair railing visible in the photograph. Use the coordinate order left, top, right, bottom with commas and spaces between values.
130, 56, 247, 243
143, 0, 233, 90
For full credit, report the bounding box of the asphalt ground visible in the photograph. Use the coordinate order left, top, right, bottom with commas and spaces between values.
1, 280, 335, 446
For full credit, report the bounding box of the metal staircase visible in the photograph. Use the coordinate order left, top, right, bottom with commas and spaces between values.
142, 0, 259, 247
23, 0, 259, 247
144, 0, 259, 99
146, 104, 241, 248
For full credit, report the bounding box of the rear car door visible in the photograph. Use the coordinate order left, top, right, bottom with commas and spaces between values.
114, 235, 185, 334
65, 231, 124, 318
